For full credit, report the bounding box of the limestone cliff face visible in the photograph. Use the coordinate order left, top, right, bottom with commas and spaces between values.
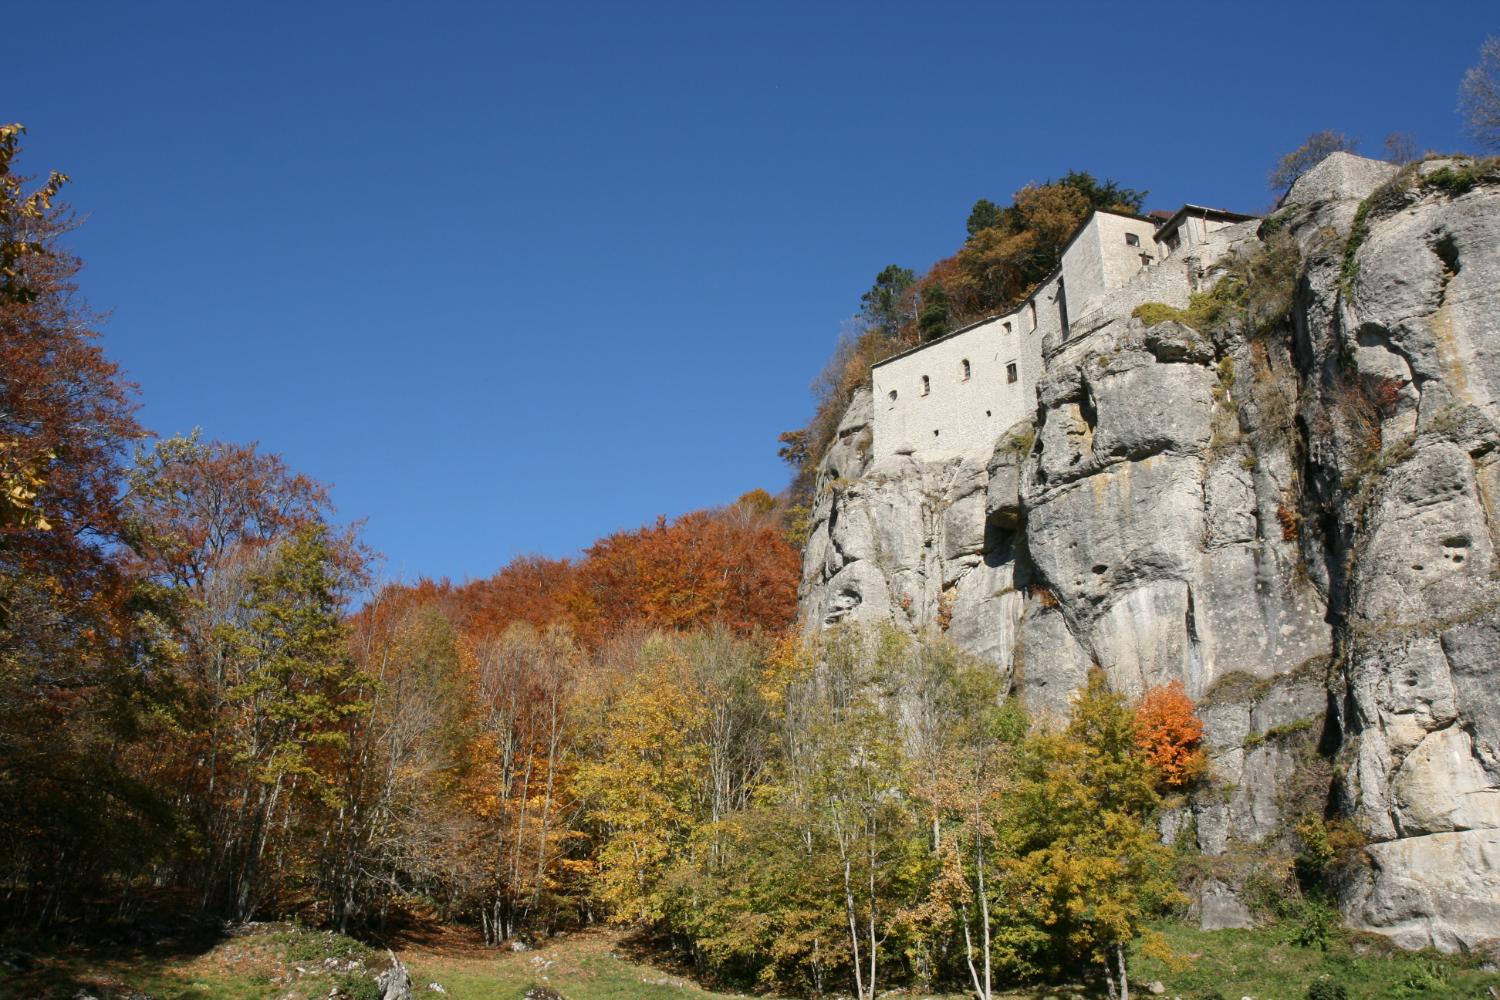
797, 153, 1500, 951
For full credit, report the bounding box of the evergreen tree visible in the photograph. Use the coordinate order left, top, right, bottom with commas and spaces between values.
859, 264, 917, 337
966, 198, 1003, 237
918, 282, 951, 341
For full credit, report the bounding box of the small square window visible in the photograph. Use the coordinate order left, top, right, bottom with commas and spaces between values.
1125, 232, 1141, 247
1006, 362, 1018, 384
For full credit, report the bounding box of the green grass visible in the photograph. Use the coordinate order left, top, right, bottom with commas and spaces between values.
4, 919, 1495, 1000
1130, 921, 1499, 1000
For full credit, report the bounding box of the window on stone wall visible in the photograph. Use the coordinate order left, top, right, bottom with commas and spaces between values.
960, 359, 971, 381
1125, 232, 1141, 247
888, 389, 897, 401
921, 375, 930, 396
1056, 277, 1069, 338
1026, 300, 1037, 331
1003, 320, 1012, 334
1006, 362, 1018, 384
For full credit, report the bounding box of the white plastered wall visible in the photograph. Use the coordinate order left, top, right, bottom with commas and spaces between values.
871, 315, 1039, 459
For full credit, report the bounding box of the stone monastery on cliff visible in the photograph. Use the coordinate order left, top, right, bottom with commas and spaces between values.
872, 204, 1259, 459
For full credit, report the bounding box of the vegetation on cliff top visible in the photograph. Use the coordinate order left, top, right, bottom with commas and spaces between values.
777, 171, 1145, 515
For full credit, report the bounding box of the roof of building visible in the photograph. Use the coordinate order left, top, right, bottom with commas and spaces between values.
871, 207, 1156, 371
868, 202, 1260, 371
870, 313, 1008, 370
1154, 203, 1260, 242
1054, 206, 1160, 261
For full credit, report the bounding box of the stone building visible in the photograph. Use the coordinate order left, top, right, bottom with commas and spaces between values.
870, 205, 1255, 460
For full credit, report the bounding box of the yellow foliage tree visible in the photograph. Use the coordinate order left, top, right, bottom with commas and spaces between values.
572, 637, 709, 924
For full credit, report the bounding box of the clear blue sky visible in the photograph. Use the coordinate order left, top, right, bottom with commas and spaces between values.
10, 1, 1495, 583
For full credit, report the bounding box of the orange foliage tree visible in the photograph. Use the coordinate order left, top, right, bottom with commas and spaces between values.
452, 554, 579, 638
567, 502, 800, 647
1133, 680, 1207, 788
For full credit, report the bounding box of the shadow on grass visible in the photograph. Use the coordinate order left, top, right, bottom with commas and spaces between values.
0, 914, 233, 1000
608, 925, 1092, 1000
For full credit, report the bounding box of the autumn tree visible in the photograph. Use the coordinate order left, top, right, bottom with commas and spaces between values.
1384, 132, 1419, 166
1461, 36, 1500, 152
899, 640, 1028, 1000
466, 621, 584, 941
1134, 680, 1207, 789
0, 124, 157, 926
778, 626, 929, 1000
450, 554, 578, 638
567, 503, 798, 646
0, 123, 69, 304
123, 432, 329, 592
572, 634, 710, 926
119, 433, 354, 917
325, 587, 472, 931
1269, 130, 1359, 195
215, 523, 370, 919
1003, 671, 1182, 999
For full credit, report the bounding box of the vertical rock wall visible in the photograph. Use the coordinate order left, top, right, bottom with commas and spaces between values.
796, 153, 1500, 951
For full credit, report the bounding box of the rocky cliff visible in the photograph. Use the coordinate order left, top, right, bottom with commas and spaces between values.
798, 152, 1500, 952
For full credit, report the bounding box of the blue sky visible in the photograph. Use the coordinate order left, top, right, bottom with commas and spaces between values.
10, 1, 1495, 583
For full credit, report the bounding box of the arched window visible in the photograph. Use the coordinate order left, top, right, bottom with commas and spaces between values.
960, 359, 971, 381
888, 389, 897, 401
921, 375, 930, 396
1026, 300, 1037, 332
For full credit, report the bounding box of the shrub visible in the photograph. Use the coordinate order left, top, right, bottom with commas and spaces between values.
1306, 977, 1349, 1000
1421, 159, 1500, 197
1287, 898, 1339, 951
1294, 815, 1369, 891
1393, 958, 1449, 998
1032, 583, 1060, 608
998, 423, 1035, 458
1276, 503, 1301, 541
334, 970, 382, 1000
1368, 375, 1404, 414
1341, 197, 1373, 293
1133, 301, 1182, 327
